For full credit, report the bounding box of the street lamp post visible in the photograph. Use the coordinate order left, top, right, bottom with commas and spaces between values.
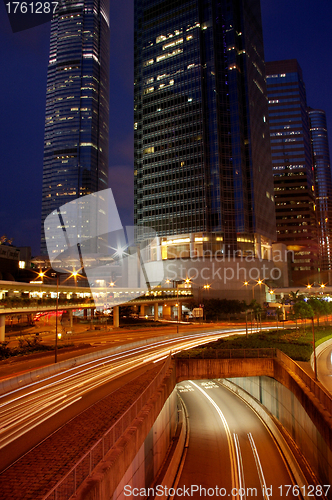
55, 273, 59, 363
312, 317, 317, 380
176, 282, 179, 334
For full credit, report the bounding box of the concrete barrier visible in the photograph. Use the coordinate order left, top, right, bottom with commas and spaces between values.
74, 361, 178, 500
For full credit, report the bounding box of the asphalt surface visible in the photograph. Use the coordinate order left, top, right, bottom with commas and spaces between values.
0, 320, 245, 381
175, 380, 299, 500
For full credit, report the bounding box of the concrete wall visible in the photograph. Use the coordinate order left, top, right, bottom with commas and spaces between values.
228, 375, 332, 496
112, 389, 178, 500
176, 358, 275, 382
75, 361, 178, 500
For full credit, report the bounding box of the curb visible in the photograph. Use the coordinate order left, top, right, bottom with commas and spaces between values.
148, 394, 189, 500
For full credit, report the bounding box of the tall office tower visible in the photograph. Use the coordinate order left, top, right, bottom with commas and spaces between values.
309, 108, 332, 283
40, 0, 110, 254
134, 0, 276, 262
266, 60, 319, 285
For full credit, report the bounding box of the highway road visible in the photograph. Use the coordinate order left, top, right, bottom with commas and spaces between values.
0, 326, 251, 471
175, 380, 303, 500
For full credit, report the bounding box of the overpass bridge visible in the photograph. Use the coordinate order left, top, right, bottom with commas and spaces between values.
0, 280, 194, 340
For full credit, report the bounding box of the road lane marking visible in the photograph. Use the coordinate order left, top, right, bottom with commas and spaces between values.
234, 433, 246, 500
247, 432, 270, 500
189, 380, 241, 500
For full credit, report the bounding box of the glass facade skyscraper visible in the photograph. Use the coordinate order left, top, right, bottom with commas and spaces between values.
40, 0, 110, 254
266, 59, 319, 285
134, 0, 276, 260
309, 108, 332, 281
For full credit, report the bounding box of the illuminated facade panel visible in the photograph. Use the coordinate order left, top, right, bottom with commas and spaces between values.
41, 0, 110, 254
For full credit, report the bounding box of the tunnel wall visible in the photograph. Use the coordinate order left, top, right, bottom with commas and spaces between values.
227, 375, 332, 495
112, 388, 178, 500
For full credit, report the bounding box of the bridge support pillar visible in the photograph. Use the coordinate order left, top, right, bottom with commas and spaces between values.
113, 306, 119, 327
0, 314, 5, 342
178, 303, 182, 321
163, 304, 171, 319
69, 310, 73, 328
140, 305, 145, 317
154, 303, 159, 321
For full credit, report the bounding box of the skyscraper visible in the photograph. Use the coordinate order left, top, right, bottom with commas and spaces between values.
40, 0, 110, 254
309, 108, 332, 283
266, 59, 319, 285
134, 0, 276, 262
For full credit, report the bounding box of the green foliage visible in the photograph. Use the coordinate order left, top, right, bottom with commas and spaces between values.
0, 342, 11, 359
292, 301, 314, 320
176, 327, 332, 362
0, 335, 54, 360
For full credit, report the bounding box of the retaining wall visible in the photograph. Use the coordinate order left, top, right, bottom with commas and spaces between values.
228, 375, 332, 496
74, 361, 178, 500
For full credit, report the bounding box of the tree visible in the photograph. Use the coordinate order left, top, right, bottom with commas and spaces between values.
293, 301, 314, 332
289, 289, 303, 303
307, 298, 325, 327
249, 299, 263, 331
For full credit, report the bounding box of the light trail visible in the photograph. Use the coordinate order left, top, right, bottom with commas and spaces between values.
0, 324, 278, 464
247, 432, 270, 500
189, 380, 241, 500
233, 433, 246, 500
0, 327, 246, 456
176, 381, 304, 500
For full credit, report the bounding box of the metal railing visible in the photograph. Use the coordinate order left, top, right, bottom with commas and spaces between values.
42, 355, 172, 500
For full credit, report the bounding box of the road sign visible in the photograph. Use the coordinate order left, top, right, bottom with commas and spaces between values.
193, 307, 204, 318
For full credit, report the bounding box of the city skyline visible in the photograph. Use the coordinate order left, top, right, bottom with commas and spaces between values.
1, 0, 332, 256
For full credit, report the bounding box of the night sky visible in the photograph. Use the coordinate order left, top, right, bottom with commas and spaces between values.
0, 0, 331, 256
